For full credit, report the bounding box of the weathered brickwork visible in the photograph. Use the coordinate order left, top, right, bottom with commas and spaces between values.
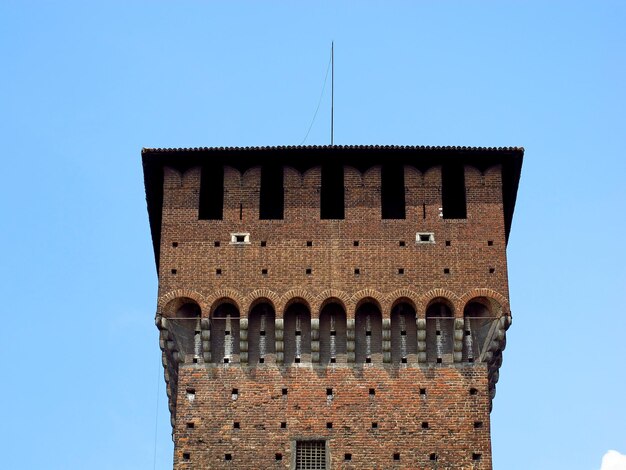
143, 145, 523, 470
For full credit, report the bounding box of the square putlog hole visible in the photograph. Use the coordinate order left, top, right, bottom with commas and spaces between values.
182, 453, 190, 461
473, 453, 482, 461
275, 453, 282, 461
371, 422, 378, 429
233, 421, 240, 429
214, 241, 220, 247
344, 453, 352, 461
443, 268, 450, 274
306, 241, 313, 247
280, 421, 287, 429
224, 453, 232, 461
393, 453, 400, 461
430, 453, 438, 461
260, 240, 267, 247
474, 421, 483, 429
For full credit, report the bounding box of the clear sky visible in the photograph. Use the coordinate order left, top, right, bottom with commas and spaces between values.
1, 1, 625, 469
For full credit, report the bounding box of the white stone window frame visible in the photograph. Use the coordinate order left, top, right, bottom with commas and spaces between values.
416, 232, 435, 244
230, 233, 251, 245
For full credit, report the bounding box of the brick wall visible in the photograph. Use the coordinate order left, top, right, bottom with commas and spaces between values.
151, 157, 514, 470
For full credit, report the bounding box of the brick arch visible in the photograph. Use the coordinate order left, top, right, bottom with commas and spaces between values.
205, 288, 244, 316
459, 288, 510, 315
465, 164, 483, 179
315, 289, 352, 318
241, 166, 261, 188
283, 166, 303, 187
344, 165, 363, 186
163, 167, 182, 189
181, 166, 200, 186
280, 289, 317, 318
351, 289, 386, 317
157, 289, 207, 317
318, 297, 348, 316
244, 289, 280, 316
418, 289, 460, 318
387, 288, 420, 313
362, 165, 381, 186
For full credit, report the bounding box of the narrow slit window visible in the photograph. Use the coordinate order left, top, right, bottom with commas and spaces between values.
381, 164, 406, 219
321, 165, 344, 219
199, 165, 224, 220
259, 165, 284, 220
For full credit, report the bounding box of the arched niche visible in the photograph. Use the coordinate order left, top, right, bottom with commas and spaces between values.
390, 302, 417, 364
247, 302, 276, 365
283, 302, 311, 365
463, 298, 499, 363
319, 302, 347, 365
211, 302, 240, 364
166, 299, 201, 363
425, 298, 454, 364
355, 302, 382, 364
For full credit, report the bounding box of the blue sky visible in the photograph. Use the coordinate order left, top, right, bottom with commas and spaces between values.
1, 2, 625, 469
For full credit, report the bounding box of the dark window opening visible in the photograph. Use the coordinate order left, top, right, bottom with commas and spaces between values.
295, 357, 301, 363
186, 422, 194, 429
398, 268, 404, 274
295, 440, 326, 470
306, 268, 312, 275
369, 388, 375, 396
354, 268, 360, 275
216, 269, 222, 275
344, 453, 352, 461
353, 240, 359, 246
422, 422, 429, 429
393, 453, 400, 461
321, 165, 344, 219
470, 388, 478, 395
326, 388, 333, 396
233, 422, 240, 429
282, 388, 288, 395
401, 357, 407, 363
199, 165, 224, 220
399, 240, 405, 247
381, 165, 406, 219
307, 241, 313, 246
261, 268, 268, 275
488, 240, 494, 246
441, 164, 467, 219
224, 453, 232, 461
259, 357, 264, 363
489, 268, 496, 273
474, 421, 483, 428
235, 235, 245, 243
182, 453, 190, 461
365, 357, 372, 363
281, 421, 287, 428
430, 453, 438, 461
443, 268, 450, 274
171, 269, 177, 275
260, 165, 284, 220
473, 453, 482, 461
371, 422, 378, 429
445, 240, 451, 246
172, 242, 178, 247
214, 241, 220, 247
260, 240, 266, 247
420, 388, 426, 395
276, 453, 283, 461
326, 422, 333, 429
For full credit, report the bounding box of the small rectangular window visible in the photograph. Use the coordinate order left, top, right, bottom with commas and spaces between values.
230, 233, 250, 244
295, 440, 326, 470
416, 232, 435, 244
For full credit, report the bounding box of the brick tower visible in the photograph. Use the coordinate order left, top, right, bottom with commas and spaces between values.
142, 145, 523, 469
